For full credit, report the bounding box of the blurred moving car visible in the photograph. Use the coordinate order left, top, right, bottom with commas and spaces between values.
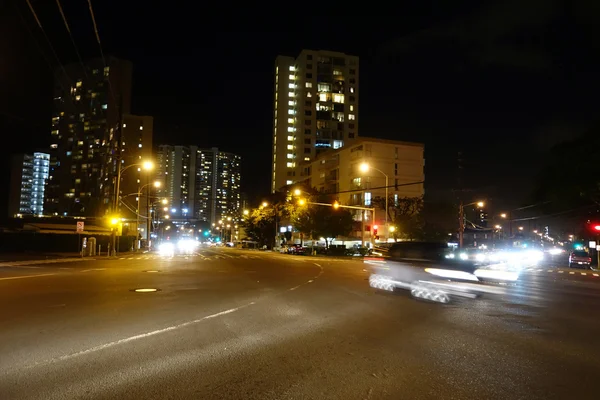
365, 242, 508, 303
569, 250, 592, 269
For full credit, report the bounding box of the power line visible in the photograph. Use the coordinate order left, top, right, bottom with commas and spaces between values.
55, 0, 88, 78
24, 0, 73, 86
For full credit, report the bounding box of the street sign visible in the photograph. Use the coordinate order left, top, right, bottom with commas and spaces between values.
76, 221, 84, 233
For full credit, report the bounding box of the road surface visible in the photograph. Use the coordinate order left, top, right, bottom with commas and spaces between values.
1, 248, 599, 399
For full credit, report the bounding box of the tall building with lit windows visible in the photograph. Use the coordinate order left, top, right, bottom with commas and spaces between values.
271, 50, 359, 192
45, 57, 133, 217
155, 146, 241, 225
8, 152, 50, 218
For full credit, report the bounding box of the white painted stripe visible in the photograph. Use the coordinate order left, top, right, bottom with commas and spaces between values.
41, 303, 255, 364
594, 273, 599, 277
547, 269, 553, 272
0, 273, 57, 281
581, 273, 587, 276
558, 270, 564, 273
569, 271, 575, 275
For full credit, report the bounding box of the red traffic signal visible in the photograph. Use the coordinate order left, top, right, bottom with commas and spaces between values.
593, 225, 600, 232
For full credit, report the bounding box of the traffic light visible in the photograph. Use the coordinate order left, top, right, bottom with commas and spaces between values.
373, 225, 378, 239
593, 224, 600, 232
203, 231, 210, 236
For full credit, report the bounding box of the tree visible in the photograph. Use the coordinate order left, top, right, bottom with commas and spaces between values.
241, 191, 292, 247
289, 192, 354, 248
373, 196, 424, 240
534, 125, 600, 211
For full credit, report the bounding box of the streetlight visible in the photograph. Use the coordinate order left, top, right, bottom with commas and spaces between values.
458, 200, 485, 248
134, 180, 161, 250
360, 162, 389, 242
114, 160, 153, 213
243, 209, 249, 215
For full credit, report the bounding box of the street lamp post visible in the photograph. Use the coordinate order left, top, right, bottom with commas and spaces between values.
459, 200, 484, 248
360, 163, 388, 242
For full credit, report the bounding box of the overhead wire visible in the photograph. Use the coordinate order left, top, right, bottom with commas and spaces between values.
55, 0, 88, 78
24, 0, 73, 86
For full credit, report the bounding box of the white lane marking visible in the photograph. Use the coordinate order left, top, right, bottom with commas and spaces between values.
135, 257, 142, 260
39, 303, 255, 365
569, 271, 575, 275
0, 273, 57, 281
119, 258, 126, 260
547, 269, 553, 272
594, 274, 599, 277
308, 280, 314, 283
581, 273, 587, 276
558, 271, 564, 273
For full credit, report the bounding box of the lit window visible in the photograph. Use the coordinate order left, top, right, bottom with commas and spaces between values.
287, 136, 294, 141
286, 180, 293, 185
305, 82, 312, 88
304, 157, 310, 161
75, 95, 81, 101
286, 154, 293, 159
306, 92, 312, 98
287, 127, 294, 132
364, 192, 372, 206
288, 92, 294, 97
287, 145, 293, 150
287, 162, 293, 168
139, 126, 143, 130
287, 118, 294, 123
101, 103, 107, 109
288, 83, 295, 89
76, 81, 82, 87
333, 69, 342, 75
333, 94, 344, 103
348, 114, 355, 120
350, 105, 354, 111
288, 74, 295, 80
289, 66, 295, 71
350, 87, 355, 93
288, 109, 295, 115
50, 144, 58, 149
319, 93, 329, 102
288, 101, 294, 106
123, 123, 127, 128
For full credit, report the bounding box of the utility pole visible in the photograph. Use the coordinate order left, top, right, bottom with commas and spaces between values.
459, 200, 464, 248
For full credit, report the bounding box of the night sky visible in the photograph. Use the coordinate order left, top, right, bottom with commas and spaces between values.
1, 1, 599, 215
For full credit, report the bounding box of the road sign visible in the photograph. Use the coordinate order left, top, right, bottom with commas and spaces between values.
76, 221, 84, 233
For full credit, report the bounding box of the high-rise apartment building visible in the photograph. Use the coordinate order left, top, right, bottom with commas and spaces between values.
271, 50, 359, 192
8, 152, 50, 217
46, 57, 133, 217
117, 114, 154, 221
155, 146, 241, 224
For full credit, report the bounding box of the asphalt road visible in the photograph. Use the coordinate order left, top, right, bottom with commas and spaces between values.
1, 248, 599, 400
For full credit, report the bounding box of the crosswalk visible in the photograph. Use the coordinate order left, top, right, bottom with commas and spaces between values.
117, 254, 264, 261
521, 267, 599, 278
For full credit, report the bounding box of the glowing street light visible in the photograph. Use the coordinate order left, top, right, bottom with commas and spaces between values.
243, 209, 249, 215
262, 202, 268, 208
298, 199, 306, 206
294, 189, 301, 196
142, 161, 154, 171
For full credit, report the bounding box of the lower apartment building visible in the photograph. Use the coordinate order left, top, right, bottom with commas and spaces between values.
298, 137, 424, 242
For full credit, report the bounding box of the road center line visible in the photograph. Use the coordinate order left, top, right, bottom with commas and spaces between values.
34, 302, 256, 367
0, 273, 57, 281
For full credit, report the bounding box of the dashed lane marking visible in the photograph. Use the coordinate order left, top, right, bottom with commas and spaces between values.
0, 273, 58, 281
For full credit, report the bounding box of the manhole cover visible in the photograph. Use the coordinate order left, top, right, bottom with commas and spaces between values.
131, 288, 161, 293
